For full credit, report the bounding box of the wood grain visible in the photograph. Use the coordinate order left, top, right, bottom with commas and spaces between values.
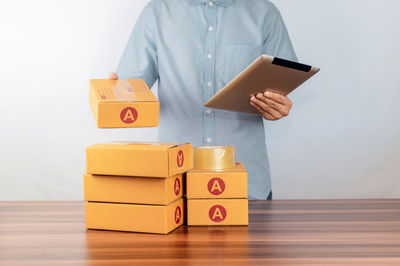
0, 200, 399, 265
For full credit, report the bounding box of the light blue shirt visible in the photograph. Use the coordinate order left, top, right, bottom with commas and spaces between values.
116, 0, 297, 199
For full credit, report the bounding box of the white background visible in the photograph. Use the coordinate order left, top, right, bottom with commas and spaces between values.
0, 0, 399, 200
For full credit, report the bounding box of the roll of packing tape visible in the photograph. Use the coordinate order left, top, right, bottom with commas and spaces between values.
193, 146, 235, 170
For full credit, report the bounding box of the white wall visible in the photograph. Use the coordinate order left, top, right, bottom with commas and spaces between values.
269, 0, 400, 199
0, 0, 399, 200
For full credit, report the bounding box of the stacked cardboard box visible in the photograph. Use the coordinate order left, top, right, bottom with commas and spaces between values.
84, 142, 192, 234
186, 147, 249, 226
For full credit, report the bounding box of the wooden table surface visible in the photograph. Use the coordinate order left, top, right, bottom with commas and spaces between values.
1, 200, 400, 265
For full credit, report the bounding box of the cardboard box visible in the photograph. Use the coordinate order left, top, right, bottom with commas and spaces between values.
86, 142, 192, 178
187, 162, 247, 199
84, 173, 183, 205
89, 79, 159, 128
187, 199, 248, 226
85, 199, 184, 234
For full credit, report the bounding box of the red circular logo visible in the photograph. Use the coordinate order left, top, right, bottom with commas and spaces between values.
207, 178, 225, 195
175, 206, 182, 224
177, 150, 184, 168
120, 107, 138, 124
174, 178, 181, 196
208, 205, 227, 223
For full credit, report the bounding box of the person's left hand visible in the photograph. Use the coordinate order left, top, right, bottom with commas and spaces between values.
250, 91, 293, 121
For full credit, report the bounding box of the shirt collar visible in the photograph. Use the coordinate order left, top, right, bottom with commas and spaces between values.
189, 0, 233, 7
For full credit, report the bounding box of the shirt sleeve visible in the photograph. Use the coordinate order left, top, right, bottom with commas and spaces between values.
262, 4, 298, 62
116, 2, 159, 87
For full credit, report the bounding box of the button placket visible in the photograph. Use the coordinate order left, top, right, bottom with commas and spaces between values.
203, 2, 217, 146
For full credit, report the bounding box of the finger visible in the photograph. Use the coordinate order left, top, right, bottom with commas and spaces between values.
251, 95, 282, 119
254, 94, 283, 117
250, 101, 276, 120
109, 72, 118, 80
259, 95, 285, 111
252, 94, 282, 119
251, 94, 269, 111
263, 97, 291, 117
250, 102, 277, 121
264, 91, 292, 107
250, 100, 266, 115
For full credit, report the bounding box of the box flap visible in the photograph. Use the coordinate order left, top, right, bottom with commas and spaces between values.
90, 79, 158, 103
88, 141, 188, 151
188, 162, 246, 173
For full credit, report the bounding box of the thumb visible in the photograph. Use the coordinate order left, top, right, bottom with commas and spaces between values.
109, 72, 118, 80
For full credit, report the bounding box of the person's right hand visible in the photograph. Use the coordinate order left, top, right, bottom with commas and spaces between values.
109, 72, 118, 80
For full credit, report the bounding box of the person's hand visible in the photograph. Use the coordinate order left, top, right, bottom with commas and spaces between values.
109, 72, 118, 80
250, 91, 293, 121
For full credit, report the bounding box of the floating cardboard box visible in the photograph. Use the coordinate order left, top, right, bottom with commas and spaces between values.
187, 162, 247, 199
86, 142, 192, 178
84, 173, 183, 205
89, 79, 159, 128
187, 199, 248, 226
85, 199, 184, 234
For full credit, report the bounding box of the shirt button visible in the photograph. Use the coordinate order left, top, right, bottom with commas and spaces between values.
207, 109, 212, 114
208, 26, 214, 32
207, 138, 212, 143
207, 54, 212, 59
207, 82, 212, 87
209, 1, 213, 6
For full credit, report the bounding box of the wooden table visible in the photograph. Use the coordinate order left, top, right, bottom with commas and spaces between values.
1, 200, 400, 265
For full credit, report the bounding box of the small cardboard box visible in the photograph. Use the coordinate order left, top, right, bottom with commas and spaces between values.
187, 199, 248, 226
84, 173, 183, 205
89, 79, 159, 128
86, 142, 192, 178
85, 199, 184, 234
187, 162, 247, 199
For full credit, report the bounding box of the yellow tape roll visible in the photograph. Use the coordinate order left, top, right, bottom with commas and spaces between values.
193, 146, 235, 170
